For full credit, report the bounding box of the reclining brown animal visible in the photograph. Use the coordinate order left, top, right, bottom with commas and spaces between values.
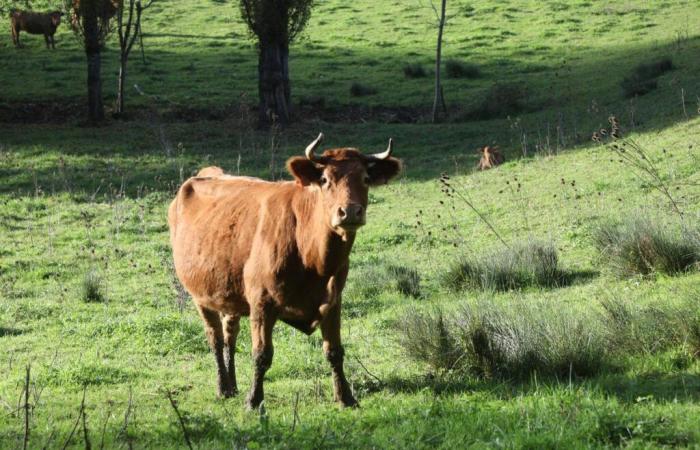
10, 10, 64, 49
477, 145, 505, 170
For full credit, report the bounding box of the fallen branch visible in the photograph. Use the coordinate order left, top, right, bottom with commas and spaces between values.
353, 356, 384, 385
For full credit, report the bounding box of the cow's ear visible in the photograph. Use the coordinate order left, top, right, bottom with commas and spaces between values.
367, 158, 401, 186
287, 157, 322, 186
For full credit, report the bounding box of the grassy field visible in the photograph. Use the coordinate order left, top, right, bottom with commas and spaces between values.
2, 0, 700, 448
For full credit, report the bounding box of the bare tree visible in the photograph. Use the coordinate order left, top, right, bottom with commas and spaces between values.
66, 0, 117, 122
239, 0, 314, 126
431, 0, 448, 123
115, 0, 154, 116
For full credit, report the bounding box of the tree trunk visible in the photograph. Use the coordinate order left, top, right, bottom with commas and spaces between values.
258, 40, 290, 127
432, 0, 447, 123
116, 56, 127, 115
86, 48, 104, 122
84, 12, 104, 122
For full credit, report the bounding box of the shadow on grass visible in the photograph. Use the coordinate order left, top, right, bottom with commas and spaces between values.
0, 327, 24, 337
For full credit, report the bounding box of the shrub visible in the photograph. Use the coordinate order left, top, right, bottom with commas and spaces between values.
81, 269, 105, 303
442, 240, 566, 291
445, 60, 481, 79
620, 57, 673, 98
350, 82, 378, 97
593, 216, 700, 276
403, 64, 427, 78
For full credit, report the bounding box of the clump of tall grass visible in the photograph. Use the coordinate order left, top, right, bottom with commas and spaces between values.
593, 216, 700, 277
350, 82, 378, 97
464, 83, 528, 120
396, 299, 608, 379
442, 240, 566, 291
403, 63, 427, 78
81, 268, 105, 303
601, 297, 700, 355
396, 296, 700, 379
345, 263, 422, 300
621, 57, 673, 98
445, 60, 482, 79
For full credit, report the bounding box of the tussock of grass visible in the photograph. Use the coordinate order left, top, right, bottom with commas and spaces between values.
397, 297, 700, 379
350, 82, 378, 97
81, 269, 105, 303
593, 216, 700, 276
445, 60, 482, 79
442, 240, 566, 291
601, 297, 700, 355
463, 82, 528, 120
403, 64, 427, 78
346, 263, 422, 299
621, 57, 673, 98
397, 299, 607, 379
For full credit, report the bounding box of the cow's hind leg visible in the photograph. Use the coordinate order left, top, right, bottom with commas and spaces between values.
222, 313, 240, 395
321, 303, 358, 407
197, 305, 235, 398
246, 300, 276, 410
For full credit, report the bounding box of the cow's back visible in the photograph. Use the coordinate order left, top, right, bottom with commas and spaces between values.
169, 170, 286, 314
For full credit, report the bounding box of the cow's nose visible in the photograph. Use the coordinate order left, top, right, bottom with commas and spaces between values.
337, 204, 365, 225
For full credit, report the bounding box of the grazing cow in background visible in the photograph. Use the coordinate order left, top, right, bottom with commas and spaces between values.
169, 134, 401, 409
10, 10, 64, 49
477, 145, 505, 170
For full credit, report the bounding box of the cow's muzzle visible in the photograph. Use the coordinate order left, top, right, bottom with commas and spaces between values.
333, 204, 366, 230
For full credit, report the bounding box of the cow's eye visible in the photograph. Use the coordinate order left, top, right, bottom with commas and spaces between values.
319, 176, 328, 186
364, 175, 371, 184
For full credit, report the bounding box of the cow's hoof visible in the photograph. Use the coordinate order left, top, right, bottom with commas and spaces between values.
246, 394, 263, 411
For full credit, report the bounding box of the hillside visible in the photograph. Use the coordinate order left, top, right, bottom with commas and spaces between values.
1, 0, 700, 448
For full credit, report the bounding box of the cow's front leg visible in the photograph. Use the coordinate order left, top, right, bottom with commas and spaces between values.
321, 302, 358, 408
246, 300, 277, 410
197, 305, 235, 398
222, 313, 240, 395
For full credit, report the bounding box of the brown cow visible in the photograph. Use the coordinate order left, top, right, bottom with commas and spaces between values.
477, 145, 505, 170
10, 10, 64, 49
169, 134, 401, 409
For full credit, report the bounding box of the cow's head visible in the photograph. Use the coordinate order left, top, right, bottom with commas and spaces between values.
50, 11, 63, 27
287, 133, 401, 233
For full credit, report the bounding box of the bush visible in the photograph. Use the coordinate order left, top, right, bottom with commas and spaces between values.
350, 82, 378, 97
621, 57, 673, 98
442, 240, 566, 291
445, 60, 481, 79
403, 64, 427, 78
81, 269, 105, 303
593, 216, 700, 276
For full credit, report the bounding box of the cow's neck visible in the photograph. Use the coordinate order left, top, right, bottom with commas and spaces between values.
294, 189, 355, 276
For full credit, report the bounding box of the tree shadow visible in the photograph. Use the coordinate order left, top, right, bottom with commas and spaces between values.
0, 327, 24, 337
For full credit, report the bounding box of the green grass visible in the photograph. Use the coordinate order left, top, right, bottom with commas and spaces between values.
1, 0, 700, 448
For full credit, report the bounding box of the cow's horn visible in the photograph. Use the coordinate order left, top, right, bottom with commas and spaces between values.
369, 138, 393, 160
305, 133, 324, 161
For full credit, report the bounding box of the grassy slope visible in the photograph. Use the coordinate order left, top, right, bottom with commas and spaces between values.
1, 0, 700, 448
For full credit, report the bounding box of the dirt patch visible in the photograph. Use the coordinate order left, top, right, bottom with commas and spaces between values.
0, 100, 85, 124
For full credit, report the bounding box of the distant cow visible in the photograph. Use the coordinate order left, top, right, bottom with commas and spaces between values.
477, 145, 505, 170
169, 134, 401, 409
10, 10, 63, 49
